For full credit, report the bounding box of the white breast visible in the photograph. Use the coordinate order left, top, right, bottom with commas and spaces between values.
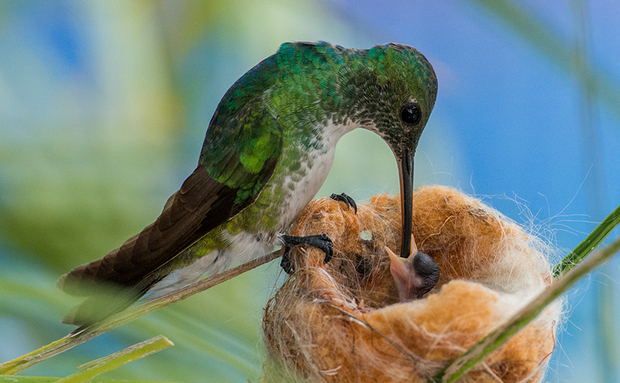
278, 120, 355, 226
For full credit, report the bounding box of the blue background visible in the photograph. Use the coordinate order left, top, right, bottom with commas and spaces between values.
0, 1, 619, 381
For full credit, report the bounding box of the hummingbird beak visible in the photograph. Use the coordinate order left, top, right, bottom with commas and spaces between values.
397, 148, 414, 258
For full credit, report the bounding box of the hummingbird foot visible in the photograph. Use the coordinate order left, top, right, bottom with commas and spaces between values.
280, 234, 334, 274
329, 192, 357, 214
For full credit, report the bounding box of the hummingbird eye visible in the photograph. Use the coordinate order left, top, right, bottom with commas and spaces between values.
400, 102, 421, 125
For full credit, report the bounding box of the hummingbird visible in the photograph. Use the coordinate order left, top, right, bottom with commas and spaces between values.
57, 41, 438, 327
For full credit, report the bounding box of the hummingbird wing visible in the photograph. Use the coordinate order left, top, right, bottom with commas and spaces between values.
58, 101, 283, 326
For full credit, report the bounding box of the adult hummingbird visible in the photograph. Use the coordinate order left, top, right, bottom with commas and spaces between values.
58, 41, 438, 327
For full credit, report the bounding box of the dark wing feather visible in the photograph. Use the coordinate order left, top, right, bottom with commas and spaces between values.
57, 166, 243, 326
58, 101, 282, 326
58, 166, 236, 295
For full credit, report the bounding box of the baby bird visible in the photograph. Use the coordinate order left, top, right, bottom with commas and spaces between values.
386, 235, 439, 302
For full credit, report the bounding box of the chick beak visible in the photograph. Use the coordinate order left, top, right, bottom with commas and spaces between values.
386, 235, 417, 302
387, 235, 439, 302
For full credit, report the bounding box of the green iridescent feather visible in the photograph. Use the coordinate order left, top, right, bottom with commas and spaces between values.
200, 41, 437, 219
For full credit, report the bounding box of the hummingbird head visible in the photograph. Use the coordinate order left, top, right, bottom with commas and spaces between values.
342, 43, 438, 256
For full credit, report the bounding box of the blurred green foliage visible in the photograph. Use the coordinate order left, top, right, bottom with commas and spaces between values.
2, 0, 618, 381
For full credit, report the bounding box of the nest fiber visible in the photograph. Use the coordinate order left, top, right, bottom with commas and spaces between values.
263, 185, 560, 382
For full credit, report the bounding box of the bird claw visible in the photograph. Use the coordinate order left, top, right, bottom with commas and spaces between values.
330, 192, 358, 214
281, 234, 334, 274
280, 252, 294, 274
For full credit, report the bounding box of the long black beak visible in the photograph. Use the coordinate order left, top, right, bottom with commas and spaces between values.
397, 148, 414, 258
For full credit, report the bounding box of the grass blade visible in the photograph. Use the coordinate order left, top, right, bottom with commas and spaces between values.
434, 233, 620, 382
553, 204, 620, 277
54, 336, 173, 383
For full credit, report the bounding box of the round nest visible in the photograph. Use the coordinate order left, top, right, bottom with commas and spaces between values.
262, 185, 561, 383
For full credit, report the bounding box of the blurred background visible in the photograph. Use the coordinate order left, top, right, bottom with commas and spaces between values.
0, 0, 619, 381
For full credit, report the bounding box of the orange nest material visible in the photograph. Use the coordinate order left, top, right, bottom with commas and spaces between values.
262, 185, 561, 382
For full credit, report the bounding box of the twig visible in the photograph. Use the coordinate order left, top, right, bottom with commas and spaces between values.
0, 249, 282, 375
433, 234, 620, 383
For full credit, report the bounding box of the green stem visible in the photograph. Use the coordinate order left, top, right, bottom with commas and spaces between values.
553, 204, 620, 277
434, 234, 620, 383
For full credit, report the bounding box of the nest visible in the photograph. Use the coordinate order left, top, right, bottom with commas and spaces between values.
262, 185, 560, 383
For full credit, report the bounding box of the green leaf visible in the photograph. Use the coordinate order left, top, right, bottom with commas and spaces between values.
553, 204, 620, 277
54, 336, 174, 383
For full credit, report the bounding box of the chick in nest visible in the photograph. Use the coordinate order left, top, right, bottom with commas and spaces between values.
386, 235, 439, 302
263, 185, 560, 383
